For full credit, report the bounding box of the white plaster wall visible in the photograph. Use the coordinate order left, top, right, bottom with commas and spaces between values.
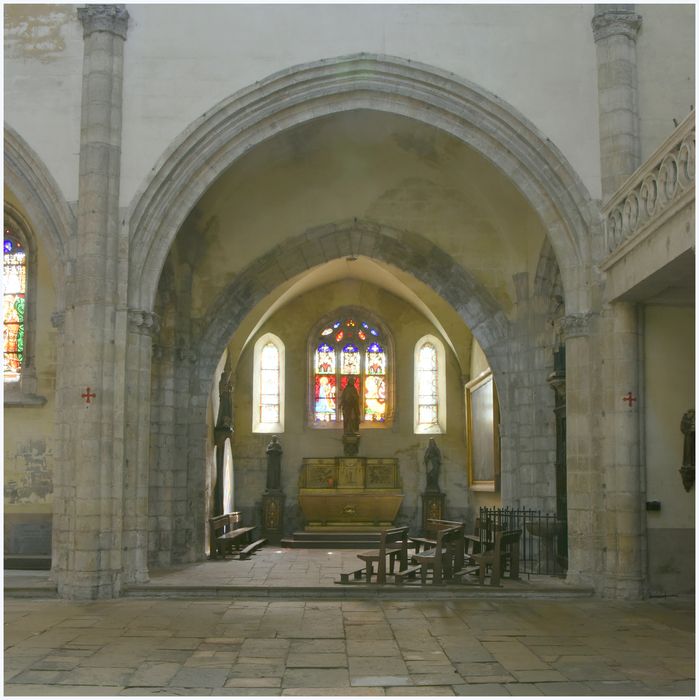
120, 3, 603, 204
636, 4, 695, 161
4, 4, 84, 203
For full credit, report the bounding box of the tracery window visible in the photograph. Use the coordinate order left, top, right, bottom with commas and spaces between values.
311, 312, 392, 427
252, 333, 285, 433
414, 334, 447, 434
3, 227, 26, 383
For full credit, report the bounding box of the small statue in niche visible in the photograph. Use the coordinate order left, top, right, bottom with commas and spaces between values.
265, 435, 283, 492
340, 376, 361, 435
679, 409, 695, 492
424, 438, 442, 493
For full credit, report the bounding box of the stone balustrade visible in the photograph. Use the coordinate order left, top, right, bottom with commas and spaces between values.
604, 112, 695, 256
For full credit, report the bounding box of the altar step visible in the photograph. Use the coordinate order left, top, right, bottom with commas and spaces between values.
281, 531, 383, 549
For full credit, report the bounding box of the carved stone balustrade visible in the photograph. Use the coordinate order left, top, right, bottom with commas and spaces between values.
604, 112, 695, 256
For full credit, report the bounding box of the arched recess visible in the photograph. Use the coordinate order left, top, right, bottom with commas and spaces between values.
147, 221, 514, 564
4, 124, 74, 307
127, 54, 599, 317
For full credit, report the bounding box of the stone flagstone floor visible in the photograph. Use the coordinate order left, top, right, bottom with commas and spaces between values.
4, 595, 694, 696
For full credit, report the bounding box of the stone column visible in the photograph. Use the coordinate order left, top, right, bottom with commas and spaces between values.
122, 309, 159, 584
561, 313, 605, 590
592, 5, 643, 199
54, 5, 129, 599
604, 302, 646, 598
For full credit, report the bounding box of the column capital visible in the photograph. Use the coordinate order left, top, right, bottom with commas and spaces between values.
78, 4, 129, 40
561, 312, 595, 340
592, 6, 642, 43
128, 308, 160, 336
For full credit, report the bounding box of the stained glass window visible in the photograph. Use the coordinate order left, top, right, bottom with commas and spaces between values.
4, 232, 26, 383
312, 314, 389, 426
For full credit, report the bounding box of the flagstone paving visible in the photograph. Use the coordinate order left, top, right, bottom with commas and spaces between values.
4, 596, 694, 696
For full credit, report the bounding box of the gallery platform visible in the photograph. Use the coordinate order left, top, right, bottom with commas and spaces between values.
4, 547, 594, 600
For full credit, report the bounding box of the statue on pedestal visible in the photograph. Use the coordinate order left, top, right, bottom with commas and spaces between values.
424, 438, 442, 493
340, 376, 361, 457
266, 435, 283, 492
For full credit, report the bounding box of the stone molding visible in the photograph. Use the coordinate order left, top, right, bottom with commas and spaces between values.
602, 112, 695, 259
126, 54, 597, 314
128, 308, 160, 336
560, 313, 594, 340
78, 4, 129, 40
591, 8, 642, 43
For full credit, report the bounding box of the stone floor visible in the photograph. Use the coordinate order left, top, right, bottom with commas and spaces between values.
4, 548, 588, 599
4, 594, 695, 696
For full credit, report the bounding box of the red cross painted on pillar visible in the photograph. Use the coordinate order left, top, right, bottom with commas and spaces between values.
81, 387, 96, 404
622, 392, 637, 408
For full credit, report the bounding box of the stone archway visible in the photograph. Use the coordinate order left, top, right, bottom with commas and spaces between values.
127, 54, 599, 316
147, 220, 517, 565
128, 55, 604, 590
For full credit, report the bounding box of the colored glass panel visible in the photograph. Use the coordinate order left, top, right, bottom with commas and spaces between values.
364, 375, 386, 422
341, 344, 360, 374
315, 343, 335, 374
335, 330, 344, 342
3, 235, 26, 382
259, 343, 280, 424
340, 375, 361, 393
366, 345, 385, 375
321, 327, 333, 336
315, 374, 336, 421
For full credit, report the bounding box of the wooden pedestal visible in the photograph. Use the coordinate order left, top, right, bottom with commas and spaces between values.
262, 491, 284, 545
422, 492, 446, 531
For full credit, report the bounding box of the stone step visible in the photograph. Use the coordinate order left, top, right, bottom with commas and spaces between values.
281, 531, 384, 549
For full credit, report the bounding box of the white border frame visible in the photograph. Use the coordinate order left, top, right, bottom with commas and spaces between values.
252, 332, 285, 433
414, 334, 446, 434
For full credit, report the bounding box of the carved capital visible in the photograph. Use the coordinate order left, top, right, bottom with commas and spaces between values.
78, 4, 129, 40
592, 8, 642, 43
128, 308, 160, 336
560, 313, 594, 340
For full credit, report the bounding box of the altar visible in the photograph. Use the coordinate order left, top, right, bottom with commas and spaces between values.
298, 457, 403, 531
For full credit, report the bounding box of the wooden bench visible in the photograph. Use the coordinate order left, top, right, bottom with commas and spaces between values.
349, 526, 409, 584
469, 528, 522, 586
239, 538, 268, 560
208, 512, 256, 559
410, 519, 466, 553
411, 523, 465, 585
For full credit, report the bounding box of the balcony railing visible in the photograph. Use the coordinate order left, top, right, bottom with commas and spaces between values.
603, 112, 695, 256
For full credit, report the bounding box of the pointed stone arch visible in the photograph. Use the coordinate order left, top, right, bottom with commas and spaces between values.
4, 124, 74, 305
127, 54, 600, 316
192, 220, 510, 384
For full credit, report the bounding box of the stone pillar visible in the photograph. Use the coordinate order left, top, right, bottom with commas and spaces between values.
53, 5, 129, 599
561, 313, 604, 590
604, 302, 646, 598
122, 309, 159, 584
592, 5, 643, 199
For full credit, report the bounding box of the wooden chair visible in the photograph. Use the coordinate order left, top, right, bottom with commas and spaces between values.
411, 523, 465, 585
470, 528, 522, 586
355, 526, 409, 584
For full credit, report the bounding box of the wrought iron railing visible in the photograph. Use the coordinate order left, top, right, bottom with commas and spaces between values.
603, 111, 695, 256
478, 506, 568, 577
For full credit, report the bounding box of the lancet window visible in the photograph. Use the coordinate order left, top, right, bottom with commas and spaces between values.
414, 334, 447, 434
252, 333, 285, 433
3, 226, 27, 383
311, 312, 392, 427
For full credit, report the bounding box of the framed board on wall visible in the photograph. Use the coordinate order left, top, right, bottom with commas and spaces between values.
465, 370, 500, 491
